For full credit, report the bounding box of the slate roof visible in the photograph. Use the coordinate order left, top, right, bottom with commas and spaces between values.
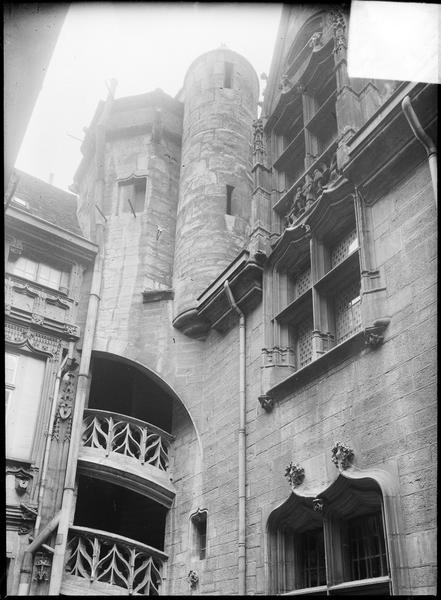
13, 169, 83, 236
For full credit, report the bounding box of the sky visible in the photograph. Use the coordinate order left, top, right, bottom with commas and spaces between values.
15, 2, 282, 192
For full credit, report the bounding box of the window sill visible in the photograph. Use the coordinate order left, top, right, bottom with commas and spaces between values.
280, 576, 390, 596
266, 330, 365, 398
281, 584, 327, 595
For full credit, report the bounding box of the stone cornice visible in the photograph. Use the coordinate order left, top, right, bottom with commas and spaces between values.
343, 82, 437, 200
5, 208, 97, 263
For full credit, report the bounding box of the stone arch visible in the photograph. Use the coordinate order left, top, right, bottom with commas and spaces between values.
90, 350, 202, 455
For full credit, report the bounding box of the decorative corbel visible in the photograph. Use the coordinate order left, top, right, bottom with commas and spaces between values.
331, 441, 354, 470
285, 462, 305, 488
364, 318, 390, 347
312, 498, 325, 513
14, 469, 33, 496
187, 570, 199, 589
258, 394, 274, 413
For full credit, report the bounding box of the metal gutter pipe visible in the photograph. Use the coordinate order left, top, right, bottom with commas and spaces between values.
17, 512, 61, 595
223, 281, 247, 596
401, 96, 437, 208
47, 79, 117, 596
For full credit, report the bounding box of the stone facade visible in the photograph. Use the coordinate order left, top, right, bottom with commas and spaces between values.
5, 6, 437, 597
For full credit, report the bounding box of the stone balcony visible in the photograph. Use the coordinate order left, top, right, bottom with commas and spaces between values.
61, 526, 167, 596
78, 409, 176, 507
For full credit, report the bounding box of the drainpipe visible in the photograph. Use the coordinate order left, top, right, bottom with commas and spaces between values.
223, 281, 246, 596
33, 345, 72, 537
46, 79, 117, 596
401, 96, 437, 208
17, 512, 61, 595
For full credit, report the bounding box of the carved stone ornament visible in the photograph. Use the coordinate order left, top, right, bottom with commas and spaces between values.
252, 118, 264, 159
331, 441, 354, 470
313, 498, 325, 512
308, 31, 323, 51
187, 570, 199, 589
258, 394, 274, 413
65, 323, 80, 338
329, 8, 346, 56
279, 73, 292, 93
33, 552, 52, 582
58, 401, 72, 421
5, 322, 62, 357
284, 154, 341, 229
285, 462, 305, 488
31, 313, 44, 325
52, 371, 77, 442
14, 470, 32, 496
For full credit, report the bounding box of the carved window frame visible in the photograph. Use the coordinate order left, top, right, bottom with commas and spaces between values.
270, 190, 363, 374
5, 327, 62, 467
267, 477, 391, 595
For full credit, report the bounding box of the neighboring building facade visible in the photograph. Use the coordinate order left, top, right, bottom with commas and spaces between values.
5, 5, 437, 596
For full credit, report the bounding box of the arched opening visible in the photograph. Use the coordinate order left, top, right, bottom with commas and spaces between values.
267, 476, 391, 595
87, 353, 174, 432
65, 352, 200, 595
74, 474, 167, 549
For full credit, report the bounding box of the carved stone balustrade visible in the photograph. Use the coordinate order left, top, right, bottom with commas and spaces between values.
79, 410, 176, 507
82, 409, 173, 471
62, 526, 167, 596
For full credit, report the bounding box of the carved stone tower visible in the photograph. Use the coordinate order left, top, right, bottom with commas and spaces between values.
172, 48, 259, 337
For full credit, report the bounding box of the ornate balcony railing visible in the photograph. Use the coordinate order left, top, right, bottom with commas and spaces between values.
82, 409, 174, 472
65, 526, 167, 595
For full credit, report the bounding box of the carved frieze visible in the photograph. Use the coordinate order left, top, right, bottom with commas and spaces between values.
262, 346, 295, 368
285, 462, 305, 488
5, 322, 62, 357
331, 441, 354, 470
5, 275, 75, 336
284, 153, 341, 228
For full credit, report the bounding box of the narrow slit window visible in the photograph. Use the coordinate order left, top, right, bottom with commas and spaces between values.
191, 510, 207, 560
119, 178, 146, 214
224, 62, 233, 88
226, 185, 234, 215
